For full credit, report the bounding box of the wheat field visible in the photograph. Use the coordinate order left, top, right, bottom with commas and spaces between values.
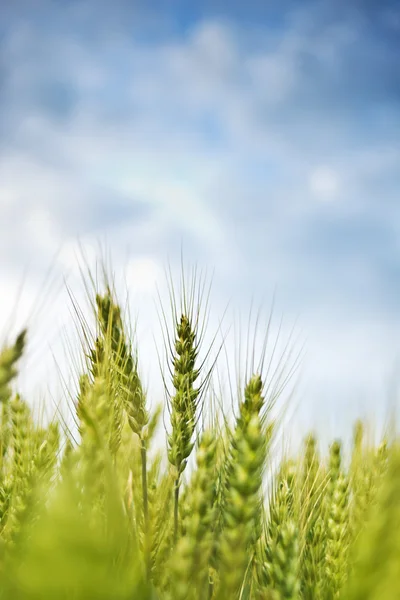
0, 266, 399, 600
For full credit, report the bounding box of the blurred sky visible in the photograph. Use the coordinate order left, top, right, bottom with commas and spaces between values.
1, 0, 400, 444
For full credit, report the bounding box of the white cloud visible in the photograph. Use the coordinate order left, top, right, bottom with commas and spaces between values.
246, 53, 298, 104
125, 257, 161, 294
25, 208, 61, 253
308, 166, 339, 200
58, 238, 99, 276
0, 271, 35, 340
117, 175, 224, 246
0, 187, 18, 211
190, 21, 236, 76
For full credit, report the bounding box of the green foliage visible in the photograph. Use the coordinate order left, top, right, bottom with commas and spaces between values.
0, 274, 399, 600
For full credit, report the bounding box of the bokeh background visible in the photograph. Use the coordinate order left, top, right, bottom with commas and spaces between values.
1, 0, 400, 445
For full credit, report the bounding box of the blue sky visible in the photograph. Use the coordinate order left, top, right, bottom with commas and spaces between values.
1, 0, 400, 442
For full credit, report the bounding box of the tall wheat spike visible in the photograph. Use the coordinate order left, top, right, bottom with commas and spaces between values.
218, 374, 268, 599
167, 313, 202, 544
168, 429, 218, 599
0, 331, 26, 405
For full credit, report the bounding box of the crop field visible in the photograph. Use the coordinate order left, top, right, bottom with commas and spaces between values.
0, 267, 399, 600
